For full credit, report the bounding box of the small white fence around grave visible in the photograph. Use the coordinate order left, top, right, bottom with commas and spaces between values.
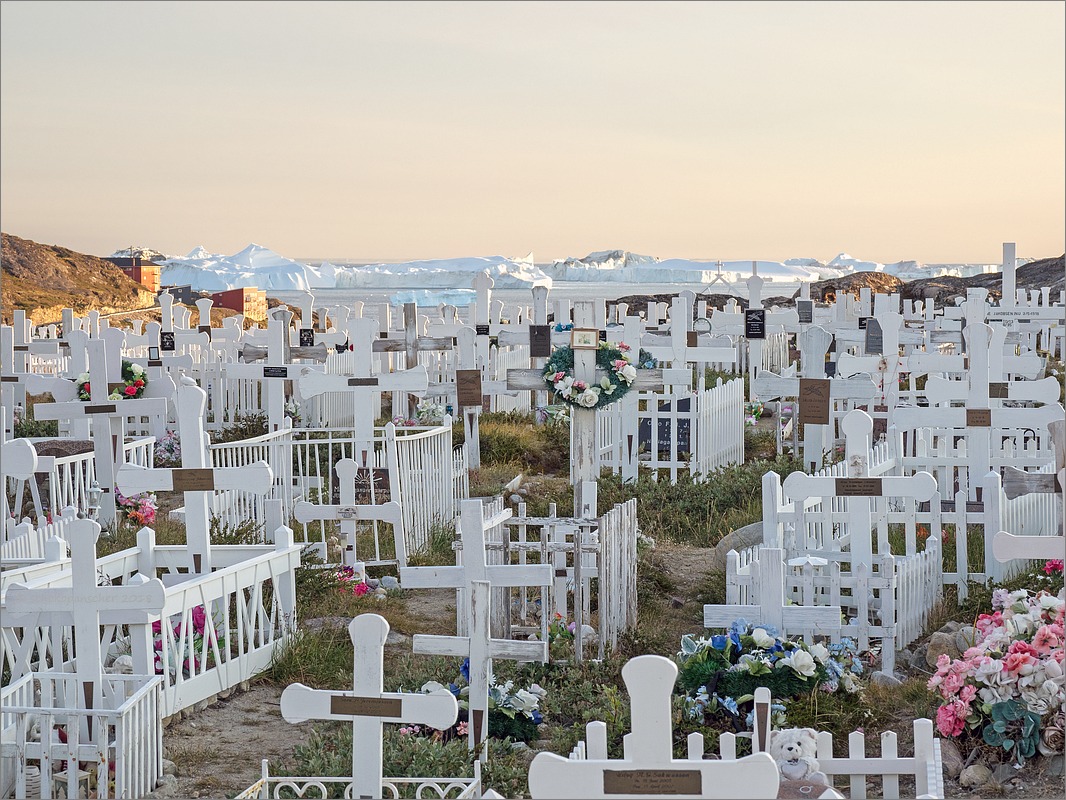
4, 438, 155, 522
0, 671, 164, 800
0, 506, 77, 563
597, 376, 745, 484
462, 497, 639, 661
207, 422, 468, 559
236, 759, 484, 800
0, 528, 300, 718
724, 538, 943, 653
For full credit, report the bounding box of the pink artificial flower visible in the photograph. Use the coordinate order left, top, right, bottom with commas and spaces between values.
352, 582, 370, 597
1003, 650, 1037, 676
573, 380, 587, 390
191, 606, 207, 634
618, 343, 631, 351
935, 702, 967, 737
1044, 559, 1064, 575
552, 371, 565, 382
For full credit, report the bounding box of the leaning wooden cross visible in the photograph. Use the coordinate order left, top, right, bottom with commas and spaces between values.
280, 614, 459, 800
527, 655, 781, 799
4, 518, 165, 741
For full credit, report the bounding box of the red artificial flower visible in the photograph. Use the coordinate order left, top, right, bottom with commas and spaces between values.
124, 385, 137, 396
134, 379, 144, 387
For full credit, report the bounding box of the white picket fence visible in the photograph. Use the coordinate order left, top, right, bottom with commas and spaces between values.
0, 506, 77, 563
32, 437, 156, 519
0, 528, 300, 718
237, 759, 484, 799
0, 671, 164, 800
596, 376, 745, 483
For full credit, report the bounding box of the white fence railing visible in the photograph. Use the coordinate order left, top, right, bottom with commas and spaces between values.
236, 759, 483, 799
596, 376, 745, 484
29, 437, 156, 519
0, 671, 164, 800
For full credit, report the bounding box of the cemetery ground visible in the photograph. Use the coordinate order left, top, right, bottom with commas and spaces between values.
11, 389, 1065, 800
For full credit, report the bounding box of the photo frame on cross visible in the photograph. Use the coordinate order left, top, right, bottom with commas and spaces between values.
570, 328, 599, 350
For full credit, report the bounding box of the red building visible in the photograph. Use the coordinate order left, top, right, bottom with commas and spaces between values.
106, 257, 161, 293
210, 287, 267, 321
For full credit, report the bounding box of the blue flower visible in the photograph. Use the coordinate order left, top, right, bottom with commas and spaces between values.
710, 634, 729, 650
447, 683, 461, 697
760, 624, 780, 639
531, 709, 543, 725
729, 619, 750, 637
460, 658, 470, 682
850, 661, 864, 675
719, 695, 739, 716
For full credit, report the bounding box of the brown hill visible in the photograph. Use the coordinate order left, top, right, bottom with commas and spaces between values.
0, 233, 156, 325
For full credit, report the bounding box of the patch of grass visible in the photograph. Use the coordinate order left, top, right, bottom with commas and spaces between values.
467, 463, 523, 498
406, 521, 456, 567
267, 626, 356, 689
744, 428, 778, 462
455, 411, 570, 473
210, 411, 268, 443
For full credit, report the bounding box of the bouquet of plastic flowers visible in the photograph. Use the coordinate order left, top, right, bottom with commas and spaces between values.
114, 489, 157, 526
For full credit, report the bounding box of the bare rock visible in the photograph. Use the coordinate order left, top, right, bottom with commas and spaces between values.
926, 632, 960, 667
670, 596, 686, 609
385, 630, 410, 646
162, 758, 178, 776
939, 620, 961, 634
938, 739, 964, 778
807, 272, 904, 302
960, 764, 994, 788
910, 644, 929, 671
870, 671, 901, 687
955, 625, 978, 653
151, 774, 179, 797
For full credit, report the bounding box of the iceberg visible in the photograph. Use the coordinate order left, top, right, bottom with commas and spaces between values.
333, 255, 552, 290
159, 243, 313, 292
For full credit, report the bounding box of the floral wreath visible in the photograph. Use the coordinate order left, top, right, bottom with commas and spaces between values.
543, 341, 653, 409
76, 360, 148, 401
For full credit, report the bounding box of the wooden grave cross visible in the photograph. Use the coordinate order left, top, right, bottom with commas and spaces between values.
227, 308, 327, 430
636, 293, 738, 370
32, 337, 169, 525
116, 377, 273, 574
703, 546, 841, 641
527, 655, 781, 799
292, 457, 407, 569
297, 316, 429, 456
372, 302, 456, 415
403, 500, 550, 750
155, 292, 212, 356
782, 412, 937, 671
280, 614, 459, 800
506, 300, 677, 516
4, 518, 166, 740
992, 418, 1065, 562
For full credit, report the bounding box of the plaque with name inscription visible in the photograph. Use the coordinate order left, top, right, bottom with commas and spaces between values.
149, 346, 160, 360
13, 345, 29, 352
824, 361, 837, 378
602, 769, 702, 796
0, 376, 17, 383
599, 330, 608, 341
329, 695, 403, 718
475, 324, 491, 336
172, 469, 216, 492
798, 378, 831, 426
864, 318, 884, 354
858, 316, 870, 330
299, 328, 315, 347
160, 332, 176, 352
796, 299, 814, 324
263, 366, 288, 379
529, 325, 552, 357
347, 377, 379, 387
966, 408, 992, 427
148, 360, 163, 367
456, 369, 484, 408
85, 404, 117, 415
989, 382, 1009, 399
687, 331, 698, 348
353, 468, 390, 504
744, 309, 766, 339
198, 325, 212, 340
835, 478, 883, 496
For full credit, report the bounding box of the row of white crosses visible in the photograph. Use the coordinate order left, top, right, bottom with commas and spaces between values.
116, 378, 273, 574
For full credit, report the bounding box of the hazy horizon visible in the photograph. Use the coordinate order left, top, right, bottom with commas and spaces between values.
2, 1, 1063, 265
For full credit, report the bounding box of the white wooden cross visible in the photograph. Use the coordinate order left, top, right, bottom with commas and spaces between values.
506, 301, 681, 516
636, 293, 738, 370
992, 418, 1065, 563
703, 546, 841, 640
293, 457, 408, 569
280, 614, 459, 800
372, 302, 456, 415
32, 338, 169, 525
116, 377, 273, 574
4, 518, 165, 739
782, 410, 938, 649
402, 499, 549, 750
527, 654, 780, 799
225, 308, 326, 430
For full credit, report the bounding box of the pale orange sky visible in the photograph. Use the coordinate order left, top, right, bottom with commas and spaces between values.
1, 0, 1063, 264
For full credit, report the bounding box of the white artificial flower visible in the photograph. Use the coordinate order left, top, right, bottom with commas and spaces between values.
809, 643, 830, 664
1006, 615, 1033, 637
511, 689, 539, 712
618, 364, 637, 384
421, 681, 446, 694
578, 388, 600, 408
1038, 593, 1063, 612
76, 372, 90, 383
840, 671, 860, 694
108, 392, 122, 401
751, 628, 776, 649
527, 683, 547, 699
554, 376, 574, 396
129, 363, 144, 376
788, 650, 817, 677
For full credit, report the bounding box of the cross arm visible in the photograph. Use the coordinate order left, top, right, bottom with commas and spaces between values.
1001, 466, 1064, 499
34, 397, 169, 420
279, 682, 459, 729
782, 471, 937, 502
3, 578, 166, 620
372, 336, 454, 353
992, 532, 1065, 563
297, 366, 429, 400
294, 500, 403, 526
116, 461, 274, 495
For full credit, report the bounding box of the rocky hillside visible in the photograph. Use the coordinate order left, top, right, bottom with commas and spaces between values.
0, 233, 156, 324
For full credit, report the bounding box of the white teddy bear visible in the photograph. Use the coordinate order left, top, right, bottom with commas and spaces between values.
768, 727, 829, 785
